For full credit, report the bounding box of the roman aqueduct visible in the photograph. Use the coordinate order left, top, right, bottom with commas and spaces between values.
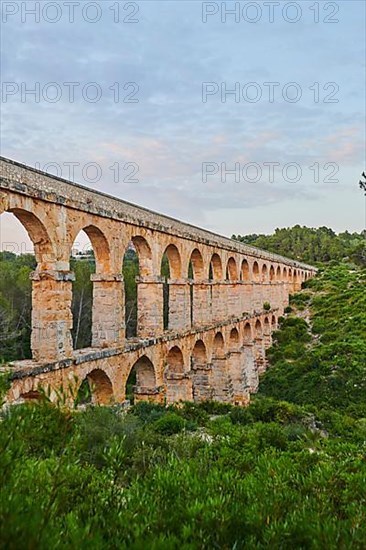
0, 157, 316, 406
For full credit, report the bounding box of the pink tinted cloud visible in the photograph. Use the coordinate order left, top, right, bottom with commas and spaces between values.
303, 126, 364, 165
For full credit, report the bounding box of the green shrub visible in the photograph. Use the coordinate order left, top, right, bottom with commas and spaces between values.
1, 401, 73, 458
176, 401, 209, 426
74, 406, 142, 468
249, 397, 304, 424
283, 423, 308, 441
229, 406, 252, 425
255, 422, 288, 450
198, 400, 233, 415
131, 401, 167, 423
290, 292, 312, 307
153, 413, 185, 435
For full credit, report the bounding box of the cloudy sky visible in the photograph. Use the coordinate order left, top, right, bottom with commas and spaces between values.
1, 0, 365, 251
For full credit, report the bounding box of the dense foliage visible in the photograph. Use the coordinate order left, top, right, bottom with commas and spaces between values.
233, 225, 366, 265
0, 251, 35, 361
1, 261, 365, 548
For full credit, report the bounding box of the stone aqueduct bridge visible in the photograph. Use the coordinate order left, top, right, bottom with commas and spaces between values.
0, 157, 316, 406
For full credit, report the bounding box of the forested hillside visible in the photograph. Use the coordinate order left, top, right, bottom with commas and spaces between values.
1, 257, 365, 548
233, 225, 365, 265
259, 264, 366, 418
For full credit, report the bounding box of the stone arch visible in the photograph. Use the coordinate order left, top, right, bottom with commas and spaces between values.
228, 326, 244, 405
69, 226, 123, 351
83, 225, 110, 273
255, 319, 263, 338
192, 339, 207, 364
288, 268, 293, 281
19, 390, 42, 402
122, 243, 139, 338
77, 368, 114, 405
242, 322, 257, 395
271, 314, 277, 328
210, 253, 223, 280
226, 257, 238, 281
131, 355, 156, 387
241, 259, 250, 281
160, 246, 176, 331
283, 266, 287, 281
163, 244, 181, 279
161, 245, 189, 331
276, 265, 281, 280
263, 316, 271, 348
70, 224, 110, 274
7, 208, 54, 269
243, 322, 252, 343
131, 235, 152, 277
166, 345, 185, 374
0, 211, 39, 362
125, 355, 158, 404
261, 263, 268, 282
213, 331, 225, 357
252, 261, 260, 282
123, 236, 154, 339
2, 210, 75, 363
269, 265, 275, 281
70, 230, 96, 350
229, 327, 239, 348
254, 319, 266, 374
165, 345, 189, 403
189, 248, 204, 279
188, 249, 205, 328
212, 331, 230, 402
209, 253, 223, 322
191, 339, 210, 402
